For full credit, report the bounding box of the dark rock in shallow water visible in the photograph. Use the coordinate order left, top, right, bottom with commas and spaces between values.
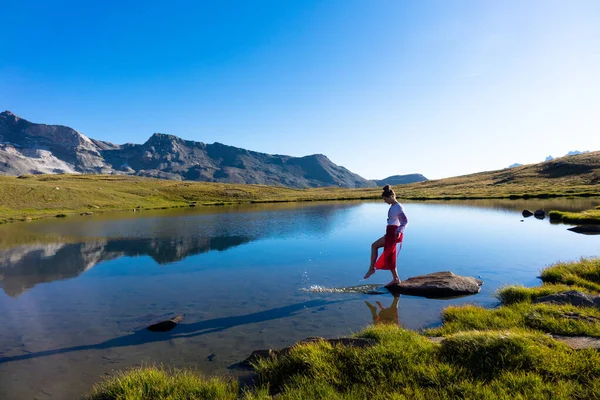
147, 315, 184, 332
522, 209, 534, 218
534, 209, 546, 219
386, 271, 483, 298
239, 337, 377, 367
568, 225, 600, 235
533, 290, 600, 309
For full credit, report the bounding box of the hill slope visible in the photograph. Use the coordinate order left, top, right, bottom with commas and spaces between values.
0, 111, 375, 189
404, 151, 600, 198
374, 174, 428, 186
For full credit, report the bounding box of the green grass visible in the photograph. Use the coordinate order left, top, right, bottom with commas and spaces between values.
496, 284, 593, 305
424, 303, 600, 337
539, 257, 600, 292
87, 365, 239, 400
548, 209, 600, 224
88, 328, 600, 399
2, 150, 600, 224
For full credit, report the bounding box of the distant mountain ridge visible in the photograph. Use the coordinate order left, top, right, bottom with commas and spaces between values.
373, 174, 428, 186
0, 111, 376, 188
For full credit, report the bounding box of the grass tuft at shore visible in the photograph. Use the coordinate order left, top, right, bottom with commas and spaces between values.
496, 284, 593, 304
539, 257, 600, 292
425, 302, 600, 337
548, 208, 600, 224
87, 365, 239, 400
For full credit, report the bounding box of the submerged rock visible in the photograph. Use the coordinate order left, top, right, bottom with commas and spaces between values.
533, 290, 600, 309
147, 315, 184, 332
522, 209, 534, 217
568, 225, 600, 235
386, 271, 483, 298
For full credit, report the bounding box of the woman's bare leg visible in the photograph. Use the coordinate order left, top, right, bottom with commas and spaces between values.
385, 268, 401, 286
364, 236, 385, 279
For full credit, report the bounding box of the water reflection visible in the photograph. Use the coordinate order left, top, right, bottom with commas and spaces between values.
0, 236, 253, 297
365, 296, 400, 326
0, 202, 356, 297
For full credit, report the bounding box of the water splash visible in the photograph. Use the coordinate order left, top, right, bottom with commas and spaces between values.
301, 284, 388, 295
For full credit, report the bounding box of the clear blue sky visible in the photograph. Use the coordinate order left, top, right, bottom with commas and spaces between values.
1, 0, 599, 180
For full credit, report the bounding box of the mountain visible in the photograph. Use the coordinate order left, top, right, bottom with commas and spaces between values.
373, 174, 428, 186
507, 163, 523, 169
0, 111, 376, 188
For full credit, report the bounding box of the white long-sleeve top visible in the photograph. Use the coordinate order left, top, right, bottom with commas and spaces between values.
387, 202, 408, 235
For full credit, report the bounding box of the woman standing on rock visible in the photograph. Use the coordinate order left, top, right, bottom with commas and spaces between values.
363, 185, 408, 286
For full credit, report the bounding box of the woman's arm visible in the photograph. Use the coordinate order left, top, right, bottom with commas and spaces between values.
395, 208, 408, 235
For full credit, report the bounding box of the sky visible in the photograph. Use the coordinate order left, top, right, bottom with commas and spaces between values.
1, 0, 599, 180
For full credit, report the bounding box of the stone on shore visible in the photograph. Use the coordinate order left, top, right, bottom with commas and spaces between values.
522, 209, 534, 217
532, 290, 600, 309
386, 271, 483, 298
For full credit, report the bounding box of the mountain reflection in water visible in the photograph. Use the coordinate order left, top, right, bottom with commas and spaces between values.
0, 202, 352, 297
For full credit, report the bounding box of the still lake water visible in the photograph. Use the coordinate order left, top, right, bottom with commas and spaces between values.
0, 198, 599, 399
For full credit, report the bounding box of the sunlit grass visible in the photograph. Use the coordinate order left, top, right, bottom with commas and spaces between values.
540, 257, 600, 292
87, 365, 239, 400
548, 209, 600, 224
425, 303, 600, 337
496, 284, 594, 305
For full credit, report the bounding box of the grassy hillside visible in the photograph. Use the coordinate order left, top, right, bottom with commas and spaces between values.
1, 151, 599, 223
403, 150, 600, 199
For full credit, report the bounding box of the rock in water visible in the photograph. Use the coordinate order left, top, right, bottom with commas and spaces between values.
386, 271, 483, 298
147, 315, 184, 332
522, 209, 534, 217
534, 209, 546, 219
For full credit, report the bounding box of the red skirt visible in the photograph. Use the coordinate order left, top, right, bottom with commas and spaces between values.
375, 225, 404, 270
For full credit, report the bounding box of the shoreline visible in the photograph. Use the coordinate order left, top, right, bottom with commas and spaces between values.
2, 189, 599, 226
86, 257, 600, 399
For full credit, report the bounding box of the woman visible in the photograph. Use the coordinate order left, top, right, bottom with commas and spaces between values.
363, 185, 408, 286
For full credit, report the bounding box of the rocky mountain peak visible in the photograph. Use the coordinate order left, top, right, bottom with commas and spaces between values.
145, 132, 185, 145
0, 110, 21, 123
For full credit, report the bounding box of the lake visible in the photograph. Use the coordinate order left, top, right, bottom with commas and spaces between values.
0, 198, 599, 399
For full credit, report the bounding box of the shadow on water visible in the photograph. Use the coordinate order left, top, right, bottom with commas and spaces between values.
0, 299, 344, 364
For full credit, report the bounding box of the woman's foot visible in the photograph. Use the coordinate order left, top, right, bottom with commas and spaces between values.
384, 279, 401, 287
363, 267, 376, 279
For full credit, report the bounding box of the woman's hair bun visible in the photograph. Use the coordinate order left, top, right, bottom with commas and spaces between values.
382, 184, 395, 197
